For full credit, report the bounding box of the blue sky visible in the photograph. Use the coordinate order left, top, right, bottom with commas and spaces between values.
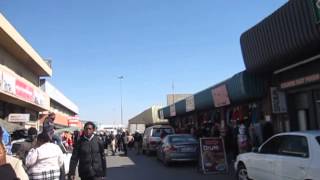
0, 0, 287, 125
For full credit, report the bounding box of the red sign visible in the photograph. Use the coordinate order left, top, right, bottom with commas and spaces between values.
200, 137, 228, 174
15, 79, 34, 102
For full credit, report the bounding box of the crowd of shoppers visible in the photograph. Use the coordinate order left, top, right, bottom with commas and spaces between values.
0, 110, 109, 180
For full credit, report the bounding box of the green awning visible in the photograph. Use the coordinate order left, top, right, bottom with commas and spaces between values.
160, 71, 267, 119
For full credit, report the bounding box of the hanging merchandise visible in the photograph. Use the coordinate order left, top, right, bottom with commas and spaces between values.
249, 103, 264, 146
238, 123, 249, 154
213, 110, 221, 124
232, 107, 240, 121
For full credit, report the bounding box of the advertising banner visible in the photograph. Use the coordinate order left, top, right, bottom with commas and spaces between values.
312, 0, 320, 23
270, 87, 287, 113
200, 137, 228, 174
170, 104, 176, 117
16, 79, 34, 102
212, 84, 230, 108
8, 113, 30, 123
2, 72, 16, 94
186, 95, 195, 112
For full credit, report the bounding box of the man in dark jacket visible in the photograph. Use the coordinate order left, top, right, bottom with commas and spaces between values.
69, 122, 106, 180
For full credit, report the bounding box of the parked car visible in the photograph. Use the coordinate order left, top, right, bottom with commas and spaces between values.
157, 134, 199, 166
142, 125, 174, 155
235, 131, 320, 180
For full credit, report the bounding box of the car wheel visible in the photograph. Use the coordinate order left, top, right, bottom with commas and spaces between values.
237, 163, 250, 180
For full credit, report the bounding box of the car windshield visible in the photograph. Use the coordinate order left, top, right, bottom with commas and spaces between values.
316, 136, 320, 146
169, 136, 197, 144
152, 128, 173, 137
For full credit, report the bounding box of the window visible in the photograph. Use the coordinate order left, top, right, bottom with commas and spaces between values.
151, 128, 173, 137
260, 136, 283, 154
316, 136, 320, 146
169, 136, 197, 144
279, 135, 309, 158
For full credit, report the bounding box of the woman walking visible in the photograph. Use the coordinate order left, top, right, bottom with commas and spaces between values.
26, 133, 64, 180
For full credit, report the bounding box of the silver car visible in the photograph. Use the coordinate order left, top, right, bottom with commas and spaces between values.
157, 134, 199, 166
142, 125, 175, 155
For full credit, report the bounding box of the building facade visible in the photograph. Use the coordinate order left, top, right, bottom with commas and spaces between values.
40, 80, 81, 129
0, 13, 51, 132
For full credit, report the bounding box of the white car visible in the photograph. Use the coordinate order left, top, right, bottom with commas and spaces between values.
235, 131, 320, 180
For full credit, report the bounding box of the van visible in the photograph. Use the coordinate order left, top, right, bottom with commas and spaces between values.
142, 125, 175, 155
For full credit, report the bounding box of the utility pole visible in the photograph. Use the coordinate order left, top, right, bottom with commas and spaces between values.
118, 76, 124, 126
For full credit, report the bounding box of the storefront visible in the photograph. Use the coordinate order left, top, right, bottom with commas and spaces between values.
240, 0, 320, 132
273, 57, 320, 131
159, 71, 269, 154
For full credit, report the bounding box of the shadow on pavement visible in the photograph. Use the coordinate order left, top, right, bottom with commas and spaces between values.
106, 149, 235, 180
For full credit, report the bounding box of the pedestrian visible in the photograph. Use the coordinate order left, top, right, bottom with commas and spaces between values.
122, 131, 128, 156
16, 127, 38, 164
134, 131, 142, 155
43, 112, 61, 144
116, 133, 122, 152
26, 132, 64, 180
0, 126, 6, 166
110, 132, 116, 156
69, 121, 107, 180
127, 133, 134, 150
72, 130, 80, 149
6, 155, 29, 180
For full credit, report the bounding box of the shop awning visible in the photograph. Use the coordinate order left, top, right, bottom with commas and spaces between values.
0, 119, 24, 133
160, 71, 267, 119
240, 0, 320, 73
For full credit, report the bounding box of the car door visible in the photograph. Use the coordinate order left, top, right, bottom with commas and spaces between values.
248, 135, 283, 180
274, 135, 311, 180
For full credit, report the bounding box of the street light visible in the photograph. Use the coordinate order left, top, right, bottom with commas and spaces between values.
118, 76, 124, 126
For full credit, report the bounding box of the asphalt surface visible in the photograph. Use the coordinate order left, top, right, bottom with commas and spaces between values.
105, 149, 236, 180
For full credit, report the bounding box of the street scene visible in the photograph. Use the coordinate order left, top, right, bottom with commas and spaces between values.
1, 0, 320, 180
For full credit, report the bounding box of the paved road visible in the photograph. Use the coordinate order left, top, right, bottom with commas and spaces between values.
106, 149, 235, 180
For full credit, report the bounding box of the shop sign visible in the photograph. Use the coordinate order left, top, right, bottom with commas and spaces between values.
212, 84, 231, 108
200, 137, 228, 174
270, 87, 287, 113
68, 119, 80, 127
280, 73, 320, 89
170, 104, 176, 117
312, 0, 320, 23
8, 113, 30, 123
186, 95, 195, 112
2, 72, 16, 94
16, 79, 34, 102
159, 109, 164, 119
